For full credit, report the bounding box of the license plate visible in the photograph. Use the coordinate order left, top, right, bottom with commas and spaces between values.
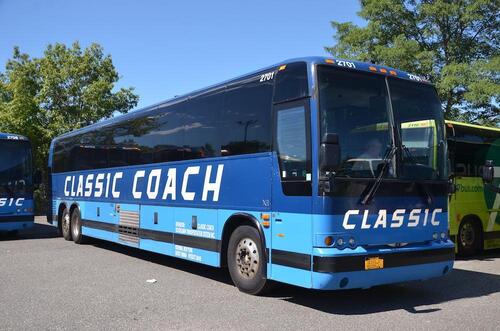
365, 257, 384, 270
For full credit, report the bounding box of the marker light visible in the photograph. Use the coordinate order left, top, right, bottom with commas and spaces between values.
389, 70, 397, 75
279, 65, 287, 71
379, 68, 387, 73
369, 66, 377, 71
324, 236, 334, 246
348, 237, 356, 247
325, 59, 334, 64
337, 237, 345, 247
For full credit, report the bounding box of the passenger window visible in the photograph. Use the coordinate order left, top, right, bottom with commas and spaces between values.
184, 91, 223, 159
221, 75, 273, 156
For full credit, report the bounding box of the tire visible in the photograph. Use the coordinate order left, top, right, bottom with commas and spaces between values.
227, 225, 270, 295
458, 218, 481, 257
70, 208, 85, 244
61, 207, 72, 241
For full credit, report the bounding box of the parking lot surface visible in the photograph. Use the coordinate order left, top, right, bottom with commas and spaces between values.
0, 217, 499, 330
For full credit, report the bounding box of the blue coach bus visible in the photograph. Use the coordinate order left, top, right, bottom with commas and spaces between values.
47, 57, 454, 294
0, 133, 35, 233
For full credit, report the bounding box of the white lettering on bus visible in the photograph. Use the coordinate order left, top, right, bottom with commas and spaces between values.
0, 198, 25, 207
132, 170, 145, 199
111, 172, 122, 198
202, 165, 224, 202
342, 208, 443, 230
161, 168, 177, 200
181, 166, 200, 201
342, 210, 358, 230
61, 165, 224, 202
146, 169, 162, 199
95, 173, 105, 198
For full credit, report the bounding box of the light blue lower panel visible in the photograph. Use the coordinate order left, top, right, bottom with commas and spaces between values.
311, 261, 453, 290
140, 238, 174, 256
271, 264, 312, 288
82, 226, 119, 242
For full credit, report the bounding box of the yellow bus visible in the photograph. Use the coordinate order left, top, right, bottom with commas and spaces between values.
447, 120, 500, 256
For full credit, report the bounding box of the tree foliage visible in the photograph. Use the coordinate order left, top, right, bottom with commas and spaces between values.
325, 0, 499, 126
0, 42, 138, 169
0, 42, 138, 211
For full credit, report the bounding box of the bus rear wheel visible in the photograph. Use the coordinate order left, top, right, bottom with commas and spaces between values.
458, 218, 481, 257
227, 225, 269, 295
61, 208, 72, 241
70, 208, 85, 244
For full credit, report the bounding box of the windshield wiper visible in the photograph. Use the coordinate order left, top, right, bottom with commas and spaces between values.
402, 145, 433, 205
361, 145, 397, 205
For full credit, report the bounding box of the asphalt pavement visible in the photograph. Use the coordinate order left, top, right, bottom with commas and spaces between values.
0, 217, 499, 330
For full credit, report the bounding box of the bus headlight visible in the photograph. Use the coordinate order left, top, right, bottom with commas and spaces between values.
348, 237, 356, 248
440, 232, 447, 240
432, 232, 439, 240
336, 237, 345, 248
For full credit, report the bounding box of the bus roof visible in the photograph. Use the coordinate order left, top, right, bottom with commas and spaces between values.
52, 56, 433, 142
0, 132, 29, 141
445, 120, 500, 132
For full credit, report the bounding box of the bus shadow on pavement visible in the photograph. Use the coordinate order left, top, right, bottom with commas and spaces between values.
0, 223, 59, 241
89, 238, 234, 286
269, 266, 500, 315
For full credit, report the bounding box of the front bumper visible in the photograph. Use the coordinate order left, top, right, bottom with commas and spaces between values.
311, 241, 454, 290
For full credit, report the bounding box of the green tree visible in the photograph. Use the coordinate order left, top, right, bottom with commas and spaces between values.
325, 0, 499, 126
0, 42, 138, 211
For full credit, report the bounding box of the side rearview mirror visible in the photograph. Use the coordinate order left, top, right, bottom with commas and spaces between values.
33, 170, 42, 186
320, 133, 340, 172
482, 160, 494, 184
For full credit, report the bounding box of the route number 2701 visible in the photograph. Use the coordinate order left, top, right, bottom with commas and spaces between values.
260, 71, 275, 82
336, 60, 356, 69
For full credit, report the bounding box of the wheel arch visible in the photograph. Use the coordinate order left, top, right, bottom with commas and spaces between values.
220, 213, 268, 271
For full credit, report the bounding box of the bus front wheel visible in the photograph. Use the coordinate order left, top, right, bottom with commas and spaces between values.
70, 208, 85, 244
61, 208, 72, 241
227, 225, 269, 295
458, 218, 481, 256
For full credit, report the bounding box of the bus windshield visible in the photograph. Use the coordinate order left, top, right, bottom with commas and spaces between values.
318, 66, 447, 180
0, 140, 33, 197
389, 78, 447, 180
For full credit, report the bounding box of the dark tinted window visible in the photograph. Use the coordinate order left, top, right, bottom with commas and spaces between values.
52, 73, 274, 172
221, 75, 273, 156
448, 124, 500, 177
184, 90, 223, 159
273, 62, 309, 103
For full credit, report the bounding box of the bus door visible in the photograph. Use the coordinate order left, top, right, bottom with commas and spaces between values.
271, 100, 313, 287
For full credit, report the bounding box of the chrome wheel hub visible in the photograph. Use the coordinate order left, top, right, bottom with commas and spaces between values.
235, 238, 259, 279
460, 223, 475, 247
63, 213, 70, 232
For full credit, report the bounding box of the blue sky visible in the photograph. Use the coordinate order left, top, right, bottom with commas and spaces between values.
0, 0, 363, 109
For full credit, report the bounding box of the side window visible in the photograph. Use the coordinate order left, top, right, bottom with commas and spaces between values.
277, 106, 308, 181
221, 75, 273, 156
136, 103, 185, 163
184, 91, 223, 159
